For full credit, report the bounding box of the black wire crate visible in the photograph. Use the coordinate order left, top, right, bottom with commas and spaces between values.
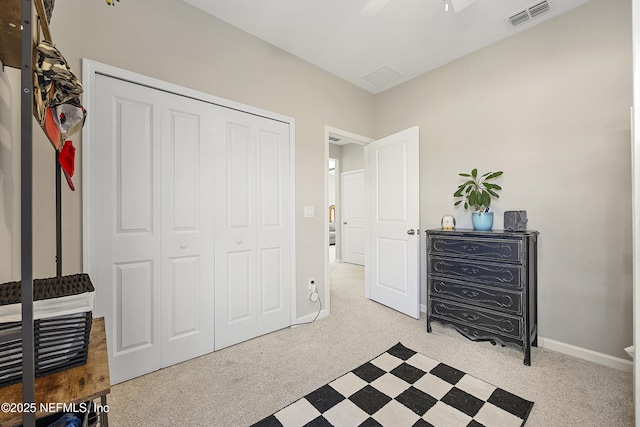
0, 274, 94, 388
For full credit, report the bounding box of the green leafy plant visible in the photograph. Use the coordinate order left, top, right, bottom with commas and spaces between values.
454, 169, 503, 211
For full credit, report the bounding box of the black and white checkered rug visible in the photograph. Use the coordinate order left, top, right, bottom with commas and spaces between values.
252, 343, 533, 427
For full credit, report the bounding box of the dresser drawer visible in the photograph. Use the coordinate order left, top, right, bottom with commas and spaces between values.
429, 236, 522, 263
429, 257, 522, 288
429, 299, 522, 339
429, 278, 522, 315
429, 318, 525, 349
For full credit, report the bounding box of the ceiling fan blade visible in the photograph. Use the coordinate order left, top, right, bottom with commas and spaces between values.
450, 0, 478, 13
360, 0, 391, 17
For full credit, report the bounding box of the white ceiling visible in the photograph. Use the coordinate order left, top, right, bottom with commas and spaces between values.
181, 0, 592, 94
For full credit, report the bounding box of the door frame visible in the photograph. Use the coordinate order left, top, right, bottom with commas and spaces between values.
329, 157, 341, 262
82, 59, 297, 324
324, 126, 373, 314
631, 0, 639, 416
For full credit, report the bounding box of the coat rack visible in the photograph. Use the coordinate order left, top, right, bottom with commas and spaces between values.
0, 1, 54, 425
0, 0, 105, 424
20, 0, 36, 424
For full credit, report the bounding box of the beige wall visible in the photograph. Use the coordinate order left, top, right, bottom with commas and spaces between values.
0, 70, 21, 281
0, 0, 633, 359
375, 0, 633, 358
0, 0, 375, 318
341, 144, 365, 172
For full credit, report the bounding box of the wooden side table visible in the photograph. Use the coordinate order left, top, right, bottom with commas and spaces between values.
0, 317, 111, 426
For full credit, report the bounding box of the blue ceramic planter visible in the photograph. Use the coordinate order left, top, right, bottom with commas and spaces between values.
472, 212, 494, 231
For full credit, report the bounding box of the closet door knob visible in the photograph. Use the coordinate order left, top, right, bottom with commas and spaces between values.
181, 243, 188, 249
407, 229, 416, 235
237, 239, 243, 245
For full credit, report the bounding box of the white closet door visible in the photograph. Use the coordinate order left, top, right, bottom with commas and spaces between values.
160, 94, 215, 367
214, 106, 291, 350
93, 75, 214, 383
94, 75, 162, 383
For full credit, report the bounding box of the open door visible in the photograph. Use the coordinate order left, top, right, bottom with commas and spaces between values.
365, 127, 420, 319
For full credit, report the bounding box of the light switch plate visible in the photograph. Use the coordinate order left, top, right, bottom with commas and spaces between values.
304, 206, 315, 218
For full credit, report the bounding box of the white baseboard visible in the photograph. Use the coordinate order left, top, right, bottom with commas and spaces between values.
396, 305, 631, 372
420, 312, 631, 371
539, 336, 633, 372
291, 308, 329, 327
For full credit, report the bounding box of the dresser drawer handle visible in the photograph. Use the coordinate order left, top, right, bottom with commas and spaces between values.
462, 312, 480, 321
461, 290, 480, 298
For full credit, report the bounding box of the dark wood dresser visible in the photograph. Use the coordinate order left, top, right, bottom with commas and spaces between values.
426, 229, 539, 365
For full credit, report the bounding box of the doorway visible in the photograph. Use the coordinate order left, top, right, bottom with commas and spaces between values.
324, 127, 372, 313
324, 125, 421, 320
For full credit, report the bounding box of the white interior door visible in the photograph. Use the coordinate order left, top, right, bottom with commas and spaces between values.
92, 75, 214, 383
365, 126, 420, 319
160, 94, 215, 367
342, 170, 366, 265
214, 106, 291, 350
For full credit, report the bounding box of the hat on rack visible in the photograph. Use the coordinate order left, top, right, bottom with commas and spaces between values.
58, 140, 76, 191
34, 40, 83, 126
52, 98, 87, 142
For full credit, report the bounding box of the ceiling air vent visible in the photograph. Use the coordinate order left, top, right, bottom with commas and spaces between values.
528, 0, 550, 18
362, 65, 403, 88
508, 11, 530, 27
505, 0, 553, 29
329, 136, 341, 142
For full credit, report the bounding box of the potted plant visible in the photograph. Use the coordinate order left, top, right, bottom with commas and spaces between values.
454, 168, 503, 231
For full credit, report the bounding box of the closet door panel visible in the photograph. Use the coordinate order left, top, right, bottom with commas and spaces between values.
256, 123, 290, 335
215, 111, 258, 349
215, 106, 290, 350
161, 98, 215, 367
94, 75, 163, 383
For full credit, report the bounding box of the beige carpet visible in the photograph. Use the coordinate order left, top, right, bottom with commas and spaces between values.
107, 261, 633, 426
